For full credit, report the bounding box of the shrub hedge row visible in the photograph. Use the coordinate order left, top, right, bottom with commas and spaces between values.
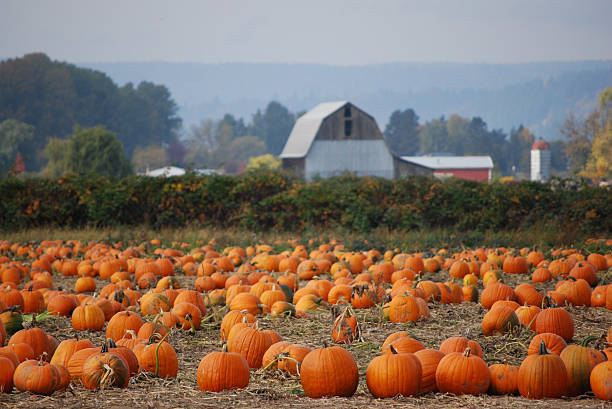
0, 172, 610, 233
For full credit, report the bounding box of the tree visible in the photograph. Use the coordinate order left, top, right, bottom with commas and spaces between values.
44, 125, 132, 178
0, 53, 182, 170
383, 109, 420, 155
217, 136, 266, 174
0, 119, 34, 174
132, 145, 169, 174
561, 113, 596, 176
580, 87, 612, 179
251, 102, 295, 155
246, 154, 281, 172
419, 116, 449, 153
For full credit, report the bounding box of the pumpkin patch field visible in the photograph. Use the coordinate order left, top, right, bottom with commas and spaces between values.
1, 236, 612, 408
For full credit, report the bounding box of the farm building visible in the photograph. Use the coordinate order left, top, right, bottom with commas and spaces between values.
280, 101, 494, 182
398, 156, 494, 182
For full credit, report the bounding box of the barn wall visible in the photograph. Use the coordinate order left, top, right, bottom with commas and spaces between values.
282, 158, 305, 178
433, 169, 490, 182
316, 104, 384, 141
305, 140, 394, 180
393, 157, 433, 178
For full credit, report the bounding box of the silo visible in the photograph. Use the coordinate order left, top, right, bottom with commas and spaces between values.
530, 140, 551, 182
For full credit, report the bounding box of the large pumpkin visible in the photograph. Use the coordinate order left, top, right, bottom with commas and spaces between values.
366, 346, 421, 398
196, 348, 250, 392
535, 302, 574, 341
560, 338, 606, 396
590, 361, 612, 401
227, 326, 277, 369
435, 348, 490, 395
81, 351, 129, 390
12, 359, 59, 395
300, 345, 359, 398
518, 340, 567, 398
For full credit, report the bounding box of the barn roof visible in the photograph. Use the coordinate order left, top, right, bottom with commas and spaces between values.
280, 101, 348, 158
400, 156, 494, 169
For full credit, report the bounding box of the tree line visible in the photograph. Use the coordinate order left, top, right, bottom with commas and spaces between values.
3, 53, 609, 179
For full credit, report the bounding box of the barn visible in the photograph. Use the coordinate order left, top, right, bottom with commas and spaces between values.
280, 101, 394, 180
399, 156, 494, 182
280, 101, 494, 182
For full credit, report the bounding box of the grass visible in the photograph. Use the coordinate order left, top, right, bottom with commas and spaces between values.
0, 224, 601, 253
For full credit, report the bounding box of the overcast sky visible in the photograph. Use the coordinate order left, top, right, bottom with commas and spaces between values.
2, 0, 612, 65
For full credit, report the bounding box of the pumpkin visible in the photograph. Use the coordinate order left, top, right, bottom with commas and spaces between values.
382, 336, 425, 355
229, 292, 262, 315
133, 334, 178, 378
47, 293, 77, 317
556, 277, 592, 307
514, 283, 543, 307
414, 349, 445, 393
220, 310, 256, 341
0, 346, 20, 368
50, 337, 95, 367
9, 327, 53, 361
590, 361, 612, 401
0, 356, 15, 393
560, 337, 606, 396
171, 302, 202, 331
81, 350, 129, 390
480, 282, 517, 309
72, 303, 106, 331
332, 306, 359, 344
13, 359, 59, 395
174, 290, 206, 315
227, 325, 277, 369
366, 345, 421, 398
488, 363, 518, 395
481, 305, 519, 336
435, 348, 490, 395
439, 337, 483, 358
66, 347, 101, 379
278, 344, 311, 375
106, 339, 139, 376
106, 311, 144, 341
20, 288, 45, 314
535, 299, 574, 341
0, 310, 23, 336
300, 345, 359, 398
75, 277, 97, 293
503, 255, 528, 274
515, 305, 540, 331
261, 341, 291, 370
518, 340, 567, 398
388, 294, 420, 323
196, 347, 250, 392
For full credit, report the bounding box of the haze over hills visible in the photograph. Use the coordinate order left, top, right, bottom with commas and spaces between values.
81, 61, 612, 140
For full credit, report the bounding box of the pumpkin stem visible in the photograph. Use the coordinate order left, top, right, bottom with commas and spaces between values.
538, 340, 549, 355
222, 343, 228, 353
101, 342, 109, 353
462, 347, 472, 357
389, 344, 398, 355
581, 335, 599, 347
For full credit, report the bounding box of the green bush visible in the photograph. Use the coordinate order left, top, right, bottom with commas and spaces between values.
0, 173, 610, 234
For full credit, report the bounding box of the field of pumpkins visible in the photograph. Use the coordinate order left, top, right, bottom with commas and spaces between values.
1, 237, 612, 408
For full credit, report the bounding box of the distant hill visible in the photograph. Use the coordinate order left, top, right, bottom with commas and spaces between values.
81, 61, 612, 139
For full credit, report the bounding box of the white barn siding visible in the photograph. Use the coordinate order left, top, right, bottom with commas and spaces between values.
305, 140, 394, 180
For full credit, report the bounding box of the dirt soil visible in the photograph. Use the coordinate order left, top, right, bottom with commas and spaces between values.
2, 268, 612, 409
